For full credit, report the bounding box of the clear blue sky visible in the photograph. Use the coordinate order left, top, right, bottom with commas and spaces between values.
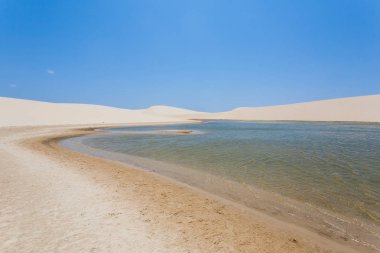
1, 0, 379, 111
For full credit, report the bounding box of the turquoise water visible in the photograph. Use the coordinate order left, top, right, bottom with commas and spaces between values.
63, 121, 380, 250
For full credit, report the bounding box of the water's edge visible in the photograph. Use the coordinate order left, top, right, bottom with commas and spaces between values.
61, 124, 380, 252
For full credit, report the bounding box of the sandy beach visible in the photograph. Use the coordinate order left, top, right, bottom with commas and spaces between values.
0, 125, 362, 253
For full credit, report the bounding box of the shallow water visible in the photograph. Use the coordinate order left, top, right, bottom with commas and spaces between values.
63, 121, 380, 251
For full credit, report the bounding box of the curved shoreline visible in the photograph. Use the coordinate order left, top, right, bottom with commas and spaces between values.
1, 125, 365, 252
55, 126, 362, 252
62, 125, 380, 253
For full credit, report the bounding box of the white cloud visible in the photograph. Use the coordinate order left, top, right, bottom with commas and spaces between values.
9, 84, 17, 88
46, 69, 55, 75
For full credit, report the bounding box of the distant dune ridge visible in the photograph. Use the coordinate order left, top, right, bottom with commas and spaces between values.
188, 94, 380, 123
1, 94, 379, 127
0, 97, 189, 127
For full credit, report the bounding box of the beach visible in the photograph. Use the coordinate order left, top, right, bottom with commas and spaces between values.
0, 125, 361, 253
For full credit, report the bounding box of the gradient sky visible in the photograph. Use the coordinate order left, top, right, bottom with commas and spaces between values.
1, 0, 379, 111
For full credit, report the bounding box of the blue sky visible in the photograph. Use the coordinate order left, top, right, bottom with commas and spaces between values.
0, 0, 379, 111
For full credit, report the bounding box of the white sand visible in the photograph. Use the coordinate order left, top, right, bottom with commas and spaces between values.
0, 97, 192, 127
0, 127, 185, 252
2, 95, 379, 127
191, 94, 380, 122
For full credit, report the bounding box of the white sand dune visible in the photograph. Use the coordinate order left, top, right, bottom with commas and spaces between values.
0, 97, 191, 127
1, 94, 379, 127
190, 94, 380, 122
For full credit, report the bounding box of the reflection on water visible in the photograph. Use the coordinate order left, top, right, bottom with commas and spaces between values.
63, 121, 380, 251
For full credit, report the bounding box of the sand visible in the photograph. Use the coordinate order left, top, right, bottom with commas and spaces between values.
189, 94, 380, 122
0, 126, 360, 253
0, 97, 192, 127
1, 94, 380, 127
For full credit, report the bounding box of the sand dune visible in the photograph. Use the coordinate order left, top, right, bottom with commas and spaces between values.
0, 97, 191, 127
1, 94, 379, 127
191, 94, 380, 122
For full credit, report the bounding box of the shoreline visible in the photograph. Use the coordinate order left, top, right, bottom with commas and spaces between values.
61, 128, 380, 252
62, 123, 380, 253
0, 124, 365, 252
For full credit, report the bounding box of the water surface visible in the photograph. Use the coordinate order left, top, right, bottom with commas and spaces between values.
63, 121, 380, 251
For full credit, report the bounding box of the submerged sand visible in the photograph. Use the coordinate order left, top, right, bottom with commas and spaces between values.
0, 125, 362, 252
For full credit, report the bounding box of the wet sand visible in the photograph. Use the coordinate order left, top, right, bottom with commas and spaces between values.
0, 125, 362, 252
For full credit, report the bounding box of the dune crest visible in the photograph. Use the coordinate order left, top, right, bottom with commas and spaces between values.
0, 97, 190, 127
191, 94, 380, 122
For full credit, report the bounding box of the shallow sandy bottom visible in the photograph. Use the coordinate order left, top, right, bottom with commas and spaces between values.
0, 125, 363, 252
